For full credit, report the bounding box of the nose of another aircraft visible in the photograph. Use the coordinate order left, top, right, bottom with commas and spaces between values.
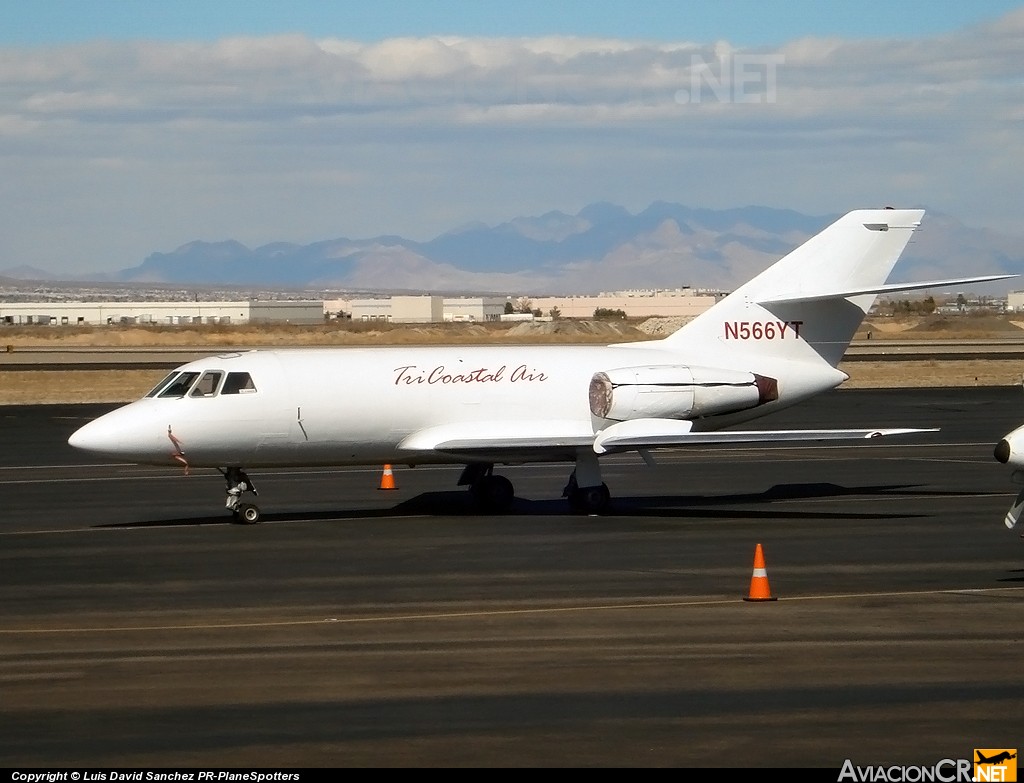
994, 438, 1011, 464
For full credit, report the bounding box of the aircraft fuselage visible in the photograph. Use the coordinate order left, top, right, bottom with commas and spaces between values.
69, 343, 836, 469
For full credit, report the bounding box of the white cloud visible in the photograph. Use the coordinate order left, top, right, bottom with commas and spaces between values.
1, 14, 1023, 276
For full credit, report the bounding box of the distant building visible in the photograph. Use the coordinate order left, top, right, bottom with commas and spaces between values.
347, 296, 506, 323
346, 298, 391, 321
392, 295, 443, 323
443, 297, 506, 322
499, 312, 542, 322
1, 289, 724, 327
328, 291, 723, 322
531, 288, 724, 319
248, 300, 325, 324
0, 300, 324, 326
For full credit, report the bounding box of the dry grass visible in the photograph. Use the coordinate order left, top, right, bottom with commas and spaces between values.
0, 370, 168, 404
0, 320, 650, 348
860, 314, 1024, 340
837, 360, 1024, 389
1, 313, 1021, 349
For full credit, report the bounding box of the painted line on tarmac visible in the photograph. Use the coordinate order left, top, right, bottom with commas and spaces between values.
2, 586, 1023, 635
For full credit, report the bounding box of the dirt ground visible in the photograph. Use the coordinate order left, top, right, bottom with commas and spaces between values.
1, 315, 1023, 404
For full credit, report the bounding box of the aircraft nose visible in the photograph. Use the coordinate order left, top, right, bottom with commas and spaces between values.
994, 438, 1011, 464
68, 416, 124, 455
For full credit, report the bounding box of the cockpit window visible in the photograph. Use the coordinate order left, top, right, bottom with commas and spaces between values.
145, 372, 180, 398
158, 371, 201, 398
222, 372, 257, 395
190, 371, 223, 398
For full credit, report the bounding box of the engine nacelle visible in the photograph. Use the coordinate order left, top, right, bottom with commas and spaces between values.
589, 365, 778, 422
994, 423, 1024, 470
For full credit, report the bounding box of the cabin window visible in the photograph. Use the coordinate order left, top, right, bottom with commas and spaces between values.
146, 372, 180, 398
158, 371, 201, 398
190, 371, 223, 398
221, 372, 257, 395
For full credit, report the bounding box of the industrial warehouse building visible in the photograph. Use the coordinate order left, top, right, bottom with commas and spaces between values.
2, 289, 723, 327
1005, 291, 1024, 312
341, 296, 507, 323
530, 288, 722, 319
0, 300, 325, 326
334, 290, 721, 322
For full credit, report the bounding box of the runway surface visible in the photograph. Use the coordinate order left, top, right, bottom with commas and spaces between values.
2, 387, 1023, 768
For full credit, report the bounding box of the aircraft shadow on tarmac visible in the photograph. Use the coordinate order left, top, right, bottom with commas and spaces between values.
93, 481, 951, 528
393, 481, 940, 520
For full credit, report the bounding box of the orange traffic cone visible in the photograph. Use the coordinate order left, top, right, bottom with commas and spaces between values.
378, 464, 397, 490
744, 543, 777, 602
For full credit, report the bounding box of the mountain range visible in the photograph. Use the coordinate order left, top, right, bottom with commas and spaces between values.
4, 202, 1023, 296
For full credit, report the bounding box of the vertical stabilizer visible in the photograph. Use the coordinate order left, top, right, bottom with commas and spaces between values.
659, 209, 924, 368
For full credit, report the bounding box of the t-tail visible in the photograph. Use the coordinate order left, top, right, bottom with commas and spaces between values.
661, 208, 926, 369
633, 208, 1013, 419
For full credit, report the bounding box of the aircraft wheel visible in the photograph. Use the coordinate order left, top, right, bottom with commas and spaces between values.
237, 503, 262, 524
472, 475, 515, 512
569, 484, 610, 515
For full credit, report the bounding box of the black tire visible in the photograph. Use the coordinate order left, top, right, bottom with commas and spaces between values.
237, 503, 262, 524
472, 474, 515, 512
569, 483, 610, 514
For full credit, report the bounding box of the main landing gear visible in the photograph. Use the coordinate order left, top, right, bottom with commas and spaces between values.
459, 463, 515, 512
561, 448, 611, 514
459, 448, 612, 514
562, 472, 611, 514
222, 467, 261, 524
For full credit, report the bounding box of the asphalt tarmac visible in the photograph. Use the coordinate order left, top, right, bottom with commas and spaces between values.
1, 387, 1023, 769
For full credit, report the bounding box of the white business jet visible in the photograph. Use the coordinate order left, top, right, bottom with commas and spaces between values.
993, 401, 1024, 529
68, 209, 1013, 522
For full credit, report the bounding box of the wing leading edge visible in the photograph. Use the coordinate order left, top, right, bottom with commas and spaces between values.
591, 418, 937, 454
398, 419, 937, 459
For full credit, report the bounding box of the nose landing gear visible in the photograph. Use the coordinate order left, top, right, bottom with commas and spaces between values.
222, 467, 260, 524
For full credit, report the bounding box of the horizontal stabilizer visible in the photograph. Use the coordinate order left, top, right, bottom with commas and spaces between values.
758, 274, 1017, 305
593, 417, 937, 455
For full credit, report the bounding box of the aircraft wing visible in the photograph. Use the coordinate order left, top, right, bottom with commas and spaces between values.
397, 418, 937, 460
398, 420, 597, 462
592, 418, 937, 454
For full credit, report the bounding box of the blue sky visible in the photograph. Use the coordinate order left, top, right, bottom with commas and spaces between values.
1, 1, 1023, 278
4, 1, 1022, 46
